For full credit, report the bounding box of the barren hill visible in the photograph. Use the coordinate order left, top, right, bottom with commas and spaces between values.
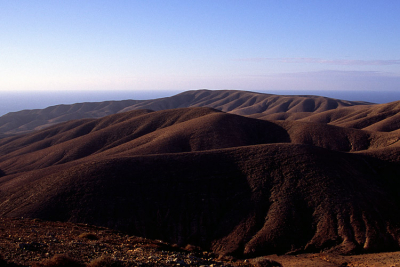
1, 107, 398, 174
0, 100, 141, 135
300, 101, 400, 132
0, 89, 371, 135
2, 107, 400, 257
251, 100, 400, 132
117, 89, 370, 115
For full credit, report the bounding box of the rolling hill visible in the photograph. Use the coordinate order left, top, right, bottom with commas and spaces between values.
0, 89, 372, 135
2, 104, 400, 257
253, 100, 400, 133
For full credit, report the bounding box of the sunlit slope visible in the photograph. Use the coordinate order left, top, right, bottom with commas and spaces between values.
0, 89, 370, 135
1, 107, 398, 175
253, 100, 400, 132
0, 100, 141, 135
119, 89, 369, 114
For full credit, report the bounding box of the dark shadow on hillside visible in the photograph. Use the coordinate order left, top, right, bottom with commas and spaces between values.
29, 152, 267, 256
358, 152, 400, 214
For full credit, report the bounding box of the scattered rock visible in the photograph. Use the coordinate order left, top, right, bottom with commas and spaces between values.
249, 257, 282, 267
0, 217, 254, 267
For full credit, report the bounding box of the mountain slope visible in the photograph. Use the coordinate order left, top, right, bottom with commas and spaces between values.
0, 100, 141, 135
1, 143, 400, 256
252, 100, 400, 133
1, 107, 399, 175
2, 107, 400, 257
118, 89, 370, 115
0, 89, 371, 135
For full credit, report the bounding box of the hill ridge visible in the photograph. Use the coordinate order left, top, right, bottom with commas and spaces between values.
2, 107, 399, 176
0, 89, 372, 135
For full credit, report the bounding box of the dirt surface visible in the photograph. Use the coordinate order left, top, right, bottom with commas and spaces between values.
0, 217, 257, 266
2, 217, 400, 267
266, 252, 400, 267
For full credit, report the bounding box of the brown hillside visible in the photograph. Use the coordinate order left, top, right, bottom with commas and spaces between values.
1, 144, 400, 257
118, 90, 369, 115
0, 89, 370, 135
250, 100, 400, 134
0, 100, 141, 135
292, 101, 400, 132
1, 107, 398, 176
2, 107, 400, 257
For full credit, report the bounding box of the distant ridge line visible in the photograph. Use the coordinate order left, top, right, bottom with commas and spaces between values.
0, 89, 373, 135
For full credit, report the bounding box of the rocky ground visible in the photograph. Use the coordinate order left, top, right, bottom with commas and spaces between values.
0, 217, 282, 267
265, 252, 400, 267
1, 217, 400, 267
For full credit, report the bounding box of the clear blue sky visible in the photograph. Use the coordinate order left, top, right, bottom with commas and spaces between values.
1, 0, 399, 93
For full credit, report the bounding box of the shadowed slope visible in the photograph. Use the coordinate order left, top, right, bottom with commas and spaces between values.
2, 107, 400, 257
1, 144, 400, 257
0, 89, 370, 135
277, 120, 400, 151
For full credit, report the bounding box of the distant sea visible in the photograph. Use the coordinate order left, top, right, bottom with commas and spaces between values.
1, 89, 400, 117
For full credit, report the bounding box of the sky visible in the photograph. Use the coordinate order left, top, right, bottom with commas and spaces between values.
1, 0, 400, 94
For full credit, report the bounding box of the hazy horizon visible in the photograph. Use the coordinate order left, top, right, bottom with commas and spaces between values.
1, 1, 399, 94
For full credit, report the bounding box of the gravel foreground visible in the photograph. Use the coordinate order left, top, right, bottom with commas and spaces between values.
0, 217, 281, 267
2, 217, 400, 267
